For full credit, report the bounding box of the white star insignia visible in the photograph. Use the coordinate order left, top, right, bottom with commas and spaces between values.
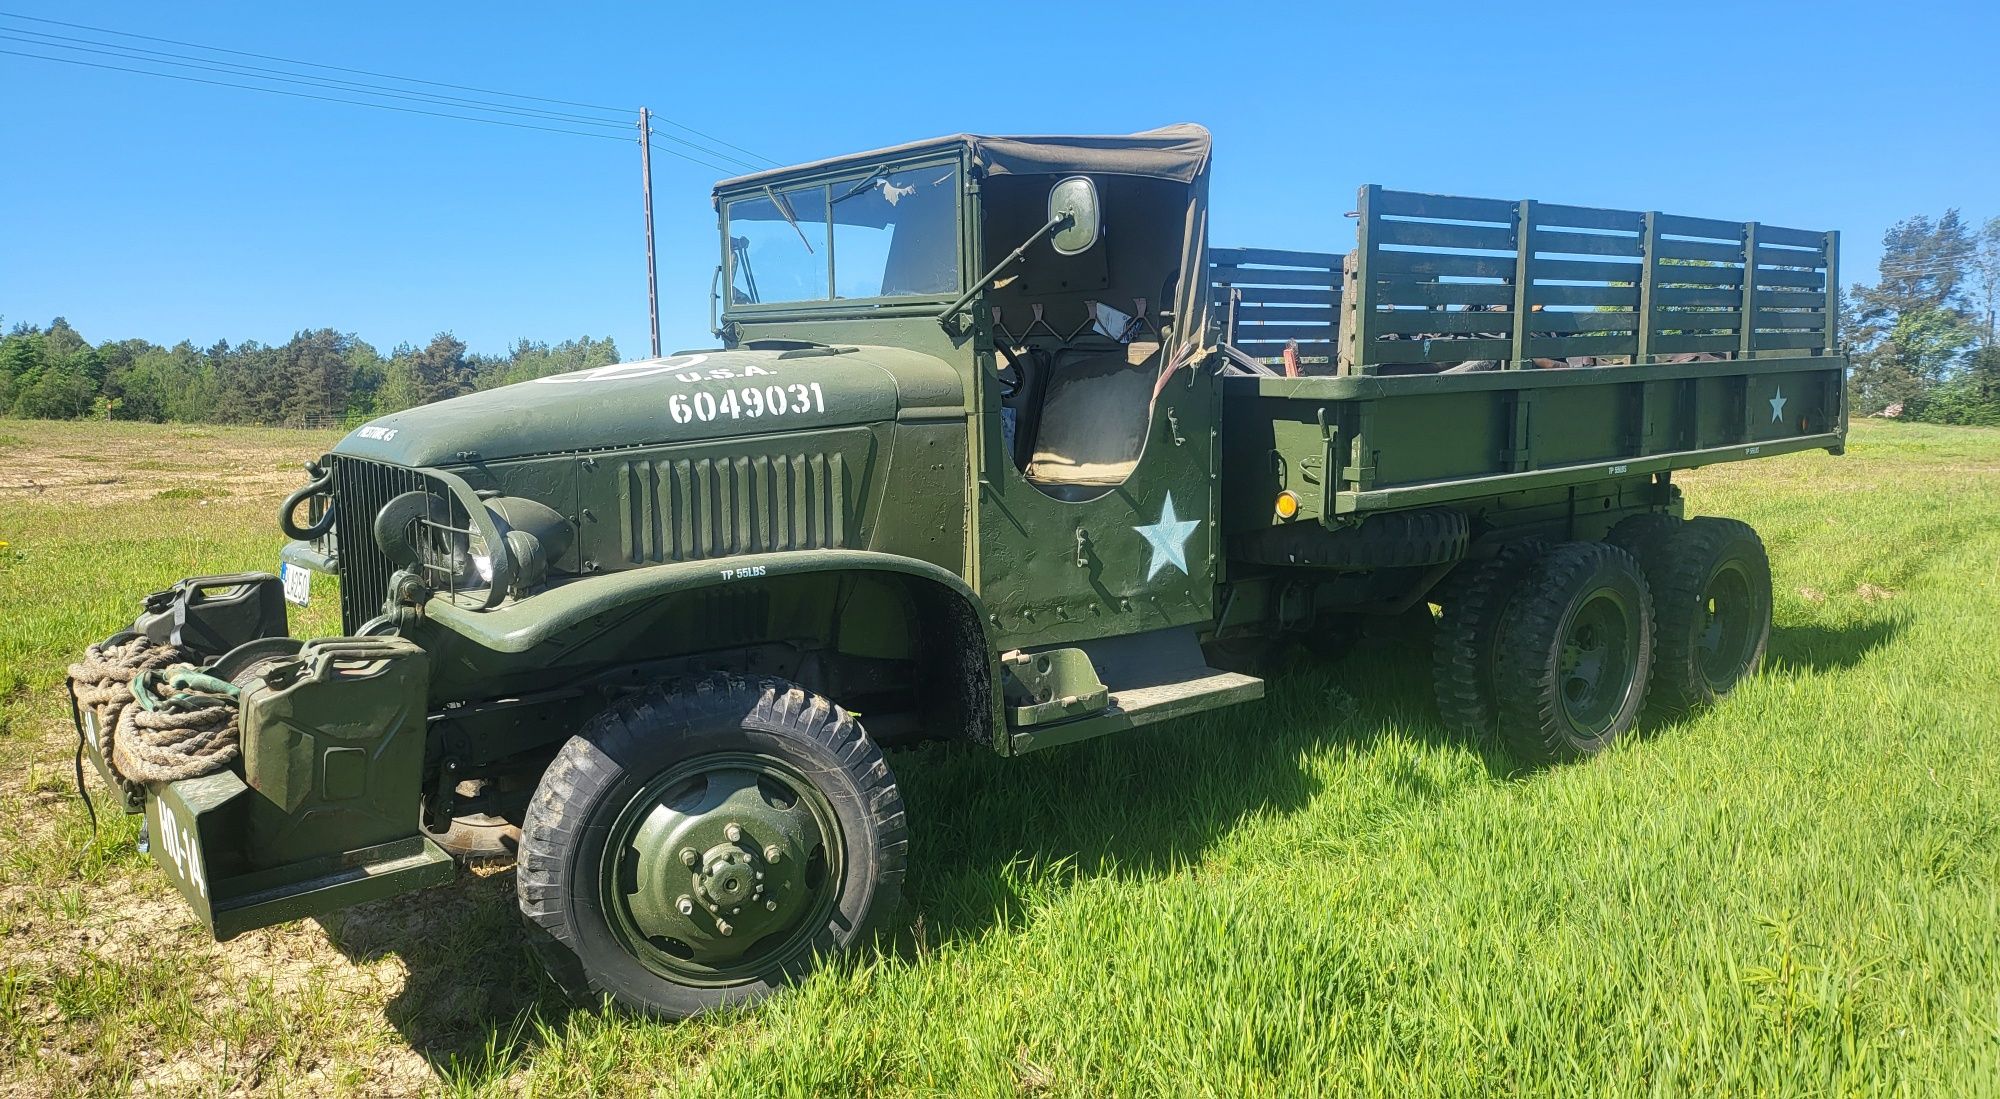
1133, 493, 1201, 580
1770, 387, 1787, 424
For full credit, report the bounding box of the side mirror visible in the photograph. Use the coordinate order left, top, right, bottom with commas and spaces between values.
1048, 176, 1101, 255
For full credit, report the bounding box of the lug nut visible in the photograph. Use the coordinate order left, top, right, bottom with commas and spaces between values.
680, 847, 699, 868
716, 920, 733, 937
765, 900, 778, 911
725, 822, 743, 842
764, 845, 782, 862
676, 895, 694, 916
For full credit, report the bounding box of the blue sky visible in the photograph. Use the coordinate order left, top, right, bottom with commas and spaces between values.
2, 1, 1994, 358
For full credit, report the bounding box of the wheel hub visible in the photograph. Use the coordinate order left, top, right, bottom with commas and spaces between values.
1695, 563, 1755, 687
697, 844, 762, 909
602, 755, 839, 982
1557, 589, 1635, 736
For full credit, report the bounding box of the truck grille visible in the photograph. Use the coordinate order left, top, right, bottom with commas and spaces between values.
617, 453, 848, 564
329, 457, 465, 634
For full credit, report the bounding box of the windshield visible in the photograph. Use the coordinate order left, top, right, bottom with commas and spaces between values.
727, 161, 960, 306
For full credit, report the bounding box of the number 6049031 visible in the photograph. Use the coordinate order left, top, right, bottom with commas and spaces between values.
670, 382, 826, 425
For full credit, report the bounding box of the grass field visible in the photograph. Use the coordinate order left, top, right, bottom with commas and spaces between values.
1, 417, 1997, 1097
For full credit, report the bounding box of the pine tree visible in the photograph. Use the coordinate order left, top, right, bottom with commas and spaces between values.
1846, 212, 1978, 416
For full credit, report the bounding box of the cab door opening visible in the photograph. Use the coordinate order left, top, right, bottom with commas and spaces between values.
981, 173, 1193, 499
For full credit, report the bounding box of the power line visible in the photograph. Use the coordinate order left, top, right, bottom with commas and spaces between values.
0, 31, 636, 132
0, 8, 636, 117
0, 8, 779, 166
646, 120, 779, 169
0, 48, 630, 142
648, 127, 764, 173
648, 140, 734, 176
4, 47, 761, 176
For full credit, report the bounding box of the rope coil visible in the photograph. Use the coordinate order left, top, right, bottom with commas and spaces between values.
66, 633, 242, 785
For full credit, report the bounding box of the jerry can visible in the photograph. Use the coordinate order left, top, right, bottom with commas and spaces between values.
130, 573, 288, 660
238, 637, 434, 864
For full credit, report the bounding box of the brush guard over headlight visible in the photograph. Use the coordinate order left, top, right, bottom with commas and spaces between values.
68, 575, 453, 940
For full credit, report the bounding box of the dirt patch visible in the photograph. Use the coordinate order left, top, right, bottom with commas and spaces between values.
1856, 583, 1899, 603
0, 422, 337, 507
1, 858, 442, 1096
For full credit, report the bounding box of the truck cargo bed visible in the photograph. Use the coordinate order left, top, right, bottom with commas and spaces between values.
1212, 184, 1846, 527
1222, 352, 1844, 524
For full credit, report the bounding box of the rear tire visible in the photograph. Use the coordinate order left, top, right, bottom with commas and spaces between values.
1492, 543, 1654, 765
517, 676, 906, 1019
1615, 517, 1771, 712
1431, 540, 1546, 737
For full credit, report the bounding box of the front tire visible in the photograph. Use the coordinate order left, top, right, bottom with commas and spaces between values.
517, 676, 907, 1019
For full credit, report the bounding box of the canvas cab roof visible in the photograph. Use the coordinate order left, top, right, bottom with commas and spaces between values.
713, 124, 1212, 193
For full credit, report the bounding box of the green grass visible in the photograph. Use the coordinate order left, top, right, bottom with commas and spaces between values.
2, 418, 1998, 1096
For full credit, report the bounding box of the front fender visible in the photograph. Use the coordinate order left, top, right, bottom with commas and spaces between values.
423, 549, 988, 656
424, 549, 1002, 749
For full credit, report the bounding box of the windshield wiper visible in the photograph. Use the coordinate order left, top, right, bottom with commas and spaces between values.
834, 163, 891, 204
763, 184, 814, 253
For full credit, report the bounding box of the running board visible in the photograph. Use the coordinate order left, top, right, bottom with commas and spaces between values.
1009, 667, 1262, 753
1006, 628, 1263, 754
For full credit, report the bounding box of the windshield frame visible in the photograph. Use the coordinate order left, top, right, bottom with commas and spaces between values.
719, 150, 969, 320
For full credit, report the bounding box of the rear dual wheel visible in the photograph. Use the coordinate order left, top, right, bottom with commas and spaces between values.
1431, 540, 1547, 738
1610, 515, 1771, 713
1434, 516, 1772, 766
1434, 539, 1654, 762
1490, 543, 1655, 765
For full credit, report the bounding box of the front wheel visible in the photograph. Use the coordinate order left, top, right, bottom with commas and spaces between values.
517, 676, 907, 1019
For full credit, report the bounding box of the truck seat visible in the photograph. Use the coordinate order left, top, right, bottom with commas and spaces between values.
1023, 341, 1159, 488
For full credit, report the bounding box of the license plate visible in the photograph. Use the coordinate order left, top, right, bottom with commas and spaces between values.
280, 561, 311, 607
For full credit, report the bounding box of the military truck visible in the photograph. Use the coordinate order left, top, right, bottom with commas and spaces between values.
72, 124, 1845, 1018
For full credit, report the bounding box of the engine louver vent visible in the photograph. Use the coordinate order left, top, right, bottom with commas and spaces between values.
618, 453, 848, 564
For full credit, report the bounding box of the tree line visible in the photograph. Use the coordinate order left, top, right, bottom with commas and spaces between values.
0, 322, 621, 427
1845, 210, 2000, 423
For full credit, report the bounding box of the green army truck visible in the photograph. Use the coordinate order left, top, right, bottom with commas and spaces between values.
71, 124, 1845, 1018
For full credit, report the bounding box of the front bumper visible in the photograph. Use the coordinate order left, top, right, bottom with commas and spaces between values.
72, 585, 455, 941
101, 764, 454, 942
79, 707, 453, 940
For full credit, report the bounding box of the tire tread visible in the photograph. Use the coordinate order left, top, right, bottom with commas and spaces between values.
517, 674, 905, 1016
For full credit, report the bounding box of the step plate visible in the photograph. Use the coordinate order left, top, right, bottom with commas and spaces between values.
1008, 668, 1263, 754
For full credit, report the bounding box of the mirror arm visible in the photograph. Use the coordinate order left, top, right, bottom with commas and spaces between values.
937, 212, 1072, 331
709, 264, 723, 338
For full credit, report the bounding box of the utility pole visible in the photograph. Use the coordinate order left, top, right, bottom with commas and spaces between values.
639, 106, 661, 359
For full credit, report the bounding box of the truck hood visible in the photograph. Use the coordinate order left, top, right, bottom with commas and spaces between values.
332, 345, 966, 466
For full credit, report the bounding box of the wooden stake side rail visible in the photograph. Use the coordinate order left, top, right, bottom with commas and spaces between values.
1209, 187, 1835, 376
1207, 247, 1341, 365
1338, 185, 1838, 375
